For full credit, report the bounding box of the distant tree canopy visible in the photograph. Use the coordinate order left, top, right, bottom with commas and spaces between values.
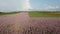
0, 12, 2, 13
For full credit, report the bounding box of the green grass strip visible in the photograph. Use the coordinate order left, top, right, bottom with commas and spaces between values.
29, 11, 60, 17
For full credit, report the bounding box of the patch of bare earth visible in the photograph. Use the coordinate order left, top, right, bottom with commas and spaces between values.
0, 12, 60, 34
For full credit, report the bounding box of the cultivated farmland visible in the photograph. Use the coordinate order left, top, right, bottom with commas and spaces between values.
0, 11, 60, 34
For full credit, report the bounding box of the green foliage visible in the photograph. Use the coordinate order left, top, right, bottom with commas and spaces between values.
0, 12, 3, 13
29, 11, 60, 17
0, 12, 20, 16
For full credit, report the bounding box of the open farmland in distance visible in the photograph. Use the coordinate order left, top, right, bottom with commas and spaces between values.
29, 11, 60, 17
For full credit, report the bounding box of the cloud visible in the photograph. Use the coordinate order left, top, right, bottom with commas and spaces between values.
35, 4, 60, 10
45, 6, 59, 10
20, 0, 32, 11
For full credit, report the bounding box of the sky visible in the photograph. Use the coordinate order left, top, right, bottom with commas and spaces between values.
0, 0, 60, 12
